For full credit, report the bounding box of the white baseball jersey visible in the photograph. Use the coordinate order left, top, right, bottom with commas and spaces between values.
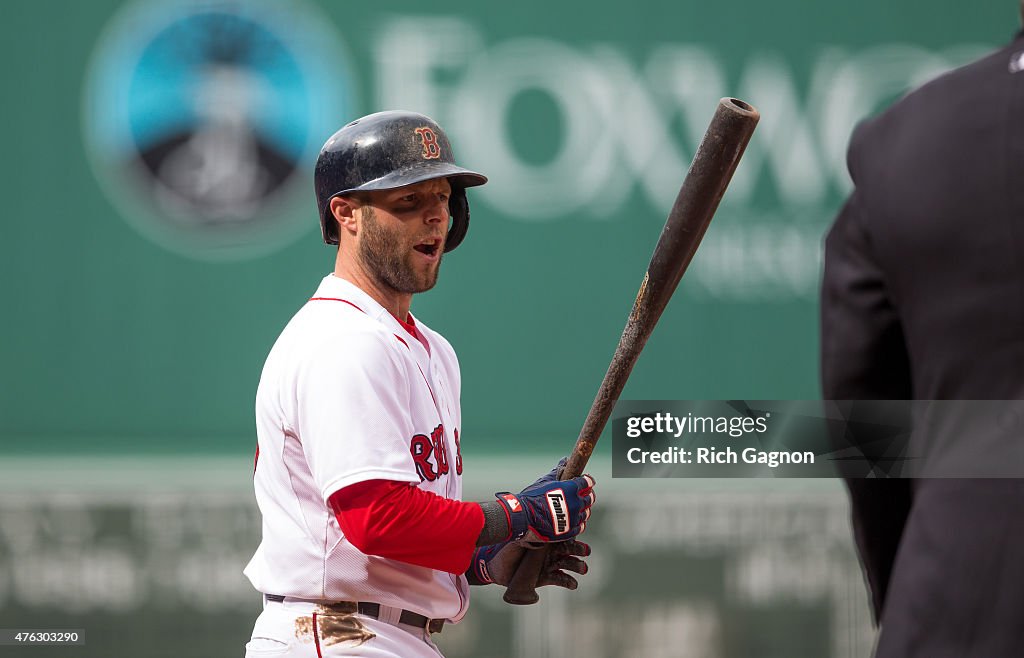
244, 274, 469, 622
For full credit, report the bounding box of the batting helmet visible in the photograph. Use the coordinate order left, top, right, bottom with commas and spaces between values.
314, 111, 488, 252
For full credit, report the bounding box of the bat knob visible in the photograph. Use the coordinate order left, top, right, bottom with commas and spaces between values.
502, 588, 540, 605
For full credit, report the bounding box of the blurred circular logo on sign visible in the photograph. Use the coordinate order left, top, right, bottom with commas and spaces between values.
83, 1, 354, 260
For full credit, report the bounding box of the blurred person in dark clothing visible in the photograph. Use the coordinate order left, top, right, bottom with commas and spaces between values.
820, 5, 1024, 656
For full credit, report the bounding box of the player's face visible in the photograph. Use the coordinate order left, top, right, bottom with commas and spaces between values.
356, 178, 451, 295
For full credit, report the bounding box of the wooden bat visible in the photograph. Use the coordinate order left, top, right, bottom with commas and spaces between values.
503, 97, 760, 605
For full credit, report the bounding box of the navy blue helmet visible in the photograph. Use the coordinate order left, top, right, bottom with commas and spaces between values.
314, 111, 488, 252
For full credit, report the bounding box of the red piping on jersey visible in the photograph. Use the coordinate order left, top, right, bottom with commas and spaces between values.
309, 297, 365, 314
395, 313, 431, 354
312, 611, 323, 658
309, 297, 415, 352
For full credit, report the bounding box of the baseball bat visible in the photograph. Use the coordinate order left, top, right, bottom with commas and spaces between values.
503, 97, 760, 605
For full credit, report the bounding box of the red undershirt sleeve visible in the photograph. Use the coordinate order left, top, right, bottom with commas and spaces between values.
328, 479, 485, 574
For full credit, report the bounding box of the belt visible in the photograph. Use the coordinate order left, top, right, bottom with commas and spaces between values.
264, 595, 445, 634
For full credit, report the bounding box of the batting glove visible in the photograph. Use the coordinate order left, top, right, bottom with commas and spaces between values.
494, 473, 596, 543
468, 539, 592, 589
527, 456, 568, 488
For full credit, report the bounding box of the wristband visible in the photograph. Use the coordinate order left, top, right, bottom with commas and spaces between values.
493, 492, 529, 541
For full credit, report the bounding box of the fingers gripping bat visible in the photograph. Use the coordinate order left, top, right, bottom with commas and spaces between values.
503, 97, 760, 605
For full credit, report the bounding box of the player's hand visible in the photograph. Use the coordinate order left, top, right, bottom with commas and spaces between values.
469, 539, 591, 590
525, 457, 568, 489
493, 473, 596, 543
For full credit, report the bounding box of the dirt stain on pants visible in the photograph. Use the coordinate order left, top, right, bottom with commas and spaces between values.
294, 604, 376, 647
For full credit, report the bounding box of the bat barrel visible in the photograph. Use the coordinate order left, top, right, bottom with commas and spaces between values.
646, 97, 760, 322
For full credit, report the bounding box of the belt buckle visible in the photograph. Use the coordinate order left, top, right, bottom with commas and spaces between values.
427, 619, 444, 634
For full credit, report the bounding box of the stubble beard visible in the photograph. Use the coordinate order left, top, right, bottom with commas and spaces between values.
358, 206, 442, 295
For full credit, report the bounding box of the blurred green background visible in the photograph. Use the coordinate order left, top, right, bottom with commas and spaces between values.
0, 0, 1016, 656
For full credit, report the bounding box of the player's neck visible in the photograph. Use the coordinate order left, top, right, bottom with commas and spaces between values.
333, 259, 412, 322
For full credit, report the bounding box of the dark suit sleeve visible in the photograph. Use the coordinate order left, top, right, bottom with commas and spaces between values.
820, 127, 913, 621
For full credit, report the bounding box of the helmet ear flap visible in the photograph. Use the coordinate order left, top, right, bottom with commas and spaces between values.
444, 186, 470, 253
320, 195, 341, 245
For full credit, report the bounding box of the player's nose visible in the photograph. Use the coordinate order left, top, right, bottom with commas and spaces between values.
423, 194, 449, 225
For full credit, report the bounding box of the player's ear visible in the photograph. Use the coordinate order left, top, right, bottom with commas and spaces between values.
330, 196, 359, 238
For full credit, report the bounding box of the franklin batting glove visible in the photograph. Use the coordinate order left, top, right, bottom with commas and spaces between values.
526, 456, 568, 489
494, 474, 596, 543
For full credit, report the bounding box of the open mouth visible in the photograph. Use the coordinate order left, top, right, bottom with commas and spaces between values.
414, 238, 442, 257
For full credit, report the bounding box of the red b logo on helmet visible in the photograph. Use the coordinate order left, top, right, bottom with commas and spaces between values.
414, 127, 441, 159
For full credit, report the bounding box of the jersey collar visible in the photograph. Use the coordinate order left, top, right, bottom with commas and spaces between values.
314, 274, 432, 358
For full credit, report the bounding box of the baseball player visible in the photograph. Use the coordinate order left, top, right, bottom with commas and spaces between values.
243, 111, 597, 658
